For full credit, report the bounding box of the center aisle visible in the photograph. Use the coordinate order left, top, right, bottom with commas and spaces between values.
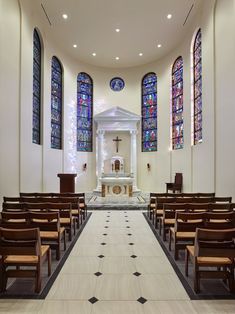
45, 210, 192, 313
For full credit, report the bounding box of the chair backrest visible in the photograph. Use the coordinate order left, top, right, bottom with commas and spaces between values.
194, 228, 235, 258
213, 197, 232, 203
3, 197, 22, 203
24, 202, 71, 212
187, 203, 209, 212
0, 212, 30, 228
174, 173, 183, 185
2, 202, 25, 212
204, 212, 235, 229
29, 211, 60, 231
20, 192, 53, 198
208, 203, 231, 212
0, 227, 41, 256
175, 212, 204, 232
156, 197, 176, 209
163, 203, 187, 219
197, 192, 215, 198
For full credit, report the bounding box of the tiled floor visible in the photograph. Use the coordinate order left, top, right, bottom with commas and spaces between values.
1, 211, 235, 313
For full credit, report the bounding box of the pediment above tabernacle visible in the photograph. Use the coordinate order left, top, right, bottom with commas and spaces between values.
94, 106, 140, 122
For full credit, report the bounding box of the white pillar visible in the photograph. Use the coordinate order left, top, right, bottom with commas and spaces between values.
96, 129, 105, 190
130, 130, 138, 191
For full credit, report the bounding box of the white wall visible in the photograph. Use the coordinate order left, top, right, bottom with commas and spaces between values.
0, 0, 234, 200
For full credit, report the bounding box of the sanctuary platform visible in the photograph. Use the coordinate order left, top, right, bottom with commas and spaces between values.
86, 194, 148, 211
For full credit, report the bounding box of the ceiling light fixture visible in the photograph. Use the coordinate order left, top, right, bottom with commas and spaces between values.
115, 28, 120, 32
167, 14, 172, 19
73, 44, 77, 48
92, 52, 96, 56
62, 14, 68, 19
139, 53, 143, 56
157, 44, 162, 48
115, 57, 119, 60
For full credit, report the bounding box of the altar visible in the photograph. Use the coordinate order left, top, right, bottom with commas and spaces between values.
94, 107, 141, 197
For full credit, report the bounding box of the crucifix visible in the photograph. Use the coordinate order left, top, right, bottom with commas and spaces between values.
113, 136, 122, 153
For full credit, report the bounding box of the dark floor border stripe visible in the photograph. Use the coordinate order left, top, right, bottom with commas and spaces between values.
0, 213, 92, 300
143, 212, 235, 300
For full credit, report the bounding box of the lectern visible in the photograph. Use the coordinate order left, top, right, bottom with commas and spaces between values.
57, 173, 77, 193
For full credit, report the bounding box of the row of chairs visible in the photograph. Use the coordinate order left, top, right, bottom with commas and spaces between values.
147, 193, 235, 293
0, 193, 87, 293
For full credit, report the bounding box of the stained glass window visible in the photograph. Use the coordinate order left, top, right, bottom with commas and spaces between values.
141, 73, 157, 152
172, 56, 184, 150
32, 29, 42, 144
51, 56, 63, 149
77, 72, 93, 152
193, 29, 202, 144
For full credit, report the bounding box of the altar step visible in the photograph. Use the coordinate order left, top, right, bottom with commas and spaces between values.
86, 195, 148, 211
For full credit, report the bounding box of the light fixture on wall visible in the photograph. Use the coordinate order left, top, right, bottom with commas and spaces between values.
147, 163, 151, 171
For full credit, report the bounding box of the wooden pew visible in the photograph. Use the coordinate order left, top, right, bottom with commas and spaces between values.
0, 227, 51, 293
185, 228, 235, 293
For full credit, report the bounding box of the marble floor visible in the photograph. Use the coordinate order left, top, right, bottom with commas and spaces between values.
0, 210, 235, 313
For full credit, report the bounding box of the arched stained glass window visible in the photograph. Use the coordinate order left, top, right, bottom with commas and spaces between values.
141, 73, 157, 152
32, 29, 42, 144
77, 72, 93, 152
172, 56, 184, 150
193, 29, 202, 144
51, 56, 63, 149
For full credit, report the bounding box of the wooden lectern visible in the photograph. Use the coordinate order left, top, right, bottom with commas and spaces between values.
57, 173, 77, 193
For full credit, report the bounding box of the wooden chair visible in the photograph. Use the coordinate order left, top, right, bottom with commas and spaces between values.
169, 212, 204, 259
29, 211, 65, 260
24, 202, 75, 241
166, 173, 183, 193
0, 227, 51, 293
2, 202, 26, 212
185, 228, 235, 293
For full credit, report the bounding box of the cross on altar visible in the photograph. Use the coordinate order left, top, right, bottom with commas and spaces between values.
113, 136, 122, 153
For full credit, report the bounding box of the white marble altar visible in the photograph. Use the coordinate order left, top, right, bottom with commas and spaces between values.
94, 107, 140, 196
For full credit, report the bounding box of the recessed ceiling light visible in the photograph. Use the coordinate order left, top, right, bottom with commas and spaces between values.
139, 53, 143, 56
92, 52, 96, 56
115, 28, 120, 32
167, 14, 172, 19
62, 14, 68, 19
115, 57, 119, 60
73, 44, 77, 48
157, 44, 162, 48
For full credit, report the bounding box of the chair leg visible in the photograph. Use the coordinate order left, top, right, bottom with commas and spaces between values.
47, 249, 51, 276
1, 265, 7, 292
169, 229, 172, 251
35, 263, 42, 293
185, 248, 189, 276
174, 239, 178, 260
194, 262, 200, 293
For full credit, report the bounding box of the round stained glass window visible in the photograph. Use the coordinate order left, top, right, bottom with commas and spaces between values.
110, 77, 125, 91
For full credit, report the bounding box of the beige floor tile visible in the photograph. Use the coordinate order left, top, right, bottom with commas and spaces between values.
100, 256, 136, 274
102, 244, 134, 257
139, 274, 189, 300
61, 256, 100, 274
132, 243, 164, 257
47, 274, 97, 300
0, 300, 42, 313
71, 244, 103, 257
95, 274, 141, 300
91, 301, 145, 314
143, 301, 197, 314
191, 300, 235, 313
135, 256, 174, 274
38, 300, 92, 314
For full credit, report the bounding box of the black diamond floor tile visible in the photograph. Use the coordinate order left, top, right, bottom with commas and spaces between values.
137, 297, 147, 304
129, 243, 134, 245
104, 226, 109, 228
133, 272, 141, 277
98, 255, 105, 258
106, 220, 109, 222
127, 233, 132, 236
126, 226, 130, 228
101, 243, 106, 245
88, 297, 99, 304
94, 272, 102, 277
125, 220, 129, 222
130, 255, 137, 258
103, 233, 108, 236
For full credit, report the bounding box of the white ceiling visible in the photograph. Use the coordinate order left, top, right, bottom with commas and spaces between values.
41, 0, 201, 68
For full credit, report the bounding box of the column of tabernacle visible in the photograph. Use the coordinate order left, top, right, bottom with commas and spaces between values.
96, 129, 105, 190
130, 130, 137, 190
